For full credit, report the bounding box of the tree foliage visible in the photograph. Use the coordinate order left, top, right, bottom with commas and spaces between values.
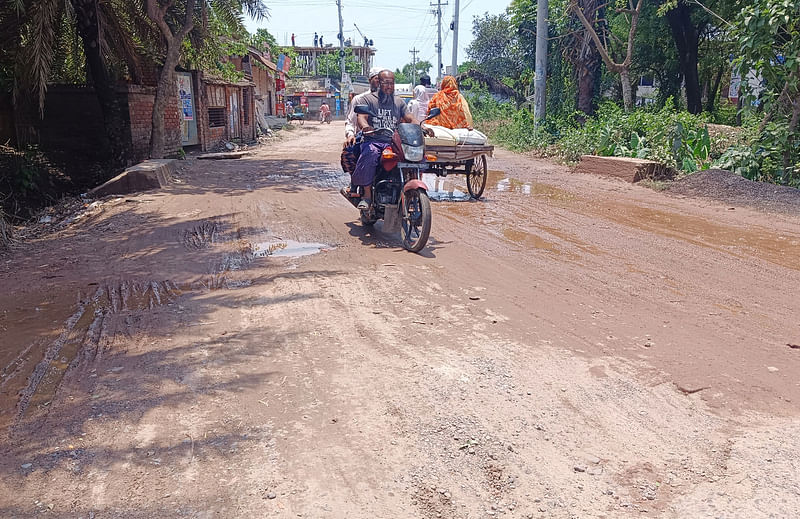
394, 60, 433, 83
463, 0, 800, 184
466, 13, 522, 81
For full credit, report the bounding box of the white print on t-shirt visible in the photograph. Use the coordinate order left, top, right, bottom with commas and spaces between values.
373, 108, 397, 132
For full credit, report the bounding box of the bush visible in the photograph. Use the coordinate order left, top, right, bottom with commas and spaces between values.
556, 101, 712, 172
709, 102, 739, 126
467, 86, 554, 153
0, 144, 77, 221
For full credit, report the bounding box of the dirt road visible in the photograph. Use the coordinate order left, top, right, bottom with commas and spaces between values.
1, 122, 799, 518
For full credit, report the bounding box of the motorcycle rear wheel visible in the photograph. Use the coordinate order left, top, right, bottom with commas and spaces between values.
401, 189, 431, 253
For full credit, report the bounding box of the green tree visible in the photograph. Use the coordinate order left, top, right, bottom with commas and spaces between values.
736, 0, 800, 181
316, 48, 362, 77
569, 0, 646, 112
145, 0, 267, 158
394, 60, 433, 83
466, 13, 522, 81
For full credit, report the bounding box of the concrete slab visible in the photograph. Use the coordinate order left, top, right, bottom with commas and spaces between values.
575, 155, 664, 183
197, 151, 254, 160
90, 159, 176, 196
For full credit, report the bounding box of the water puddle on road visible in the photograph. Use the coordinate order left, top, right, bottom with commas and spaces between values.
489, 170, 575, 202
4, 281, 181, 430
251, 240, 334, 258
421, 173, 471, 202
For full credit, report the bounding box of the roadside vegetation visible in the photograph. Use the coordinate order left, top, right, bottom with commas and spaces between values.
461, 0, 800, 187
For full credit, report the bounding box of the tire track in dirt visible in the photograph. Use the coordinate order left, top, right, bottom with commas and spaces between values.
12, 281, 181, 431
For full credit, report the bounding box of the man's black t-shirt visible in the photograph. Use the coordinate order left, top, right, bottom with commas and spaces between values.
358, 92, 409, 142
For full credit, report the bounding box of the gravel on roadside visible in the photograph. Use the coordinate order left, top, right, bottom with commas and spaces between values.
666, 169, 800, 215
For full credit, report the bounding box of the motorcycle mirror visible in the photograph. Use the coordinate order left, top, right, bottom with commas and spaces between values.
424, 107, 441, 121
354, 105, 376, 117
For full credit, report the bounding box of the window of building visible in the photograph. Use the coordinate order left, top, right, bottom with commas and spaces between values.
208, 107, 226, 128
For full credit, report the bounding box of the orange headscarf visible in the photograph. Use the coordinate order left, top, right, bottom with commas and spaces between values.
427, 76, 473, 129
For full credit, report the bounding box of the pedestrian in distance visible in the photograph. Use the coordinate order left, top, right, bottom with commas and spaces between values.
291, 33, 296, 46
314, 32, 318, 47
319, 34, 324, 46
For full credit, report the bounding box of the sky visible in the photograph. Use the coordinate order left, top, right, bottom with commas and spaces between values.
244, 0, 511, 75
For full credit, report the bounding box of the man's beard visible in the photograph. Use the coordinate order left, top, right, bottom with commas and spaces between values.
378, 90, 392, 104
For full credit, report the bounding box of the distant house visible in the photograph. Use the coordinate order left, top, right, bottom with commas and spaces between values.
188, 46, 281, 151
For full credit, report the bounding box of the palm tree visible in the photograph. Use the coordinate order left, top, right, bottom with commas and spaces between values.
563, 0, 604, 117
9, 0, 159, 163
7, 0, 266, 160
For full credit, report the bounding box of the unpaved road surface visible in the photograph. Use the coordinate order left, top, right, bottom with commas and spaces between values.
1, 123, 799, 518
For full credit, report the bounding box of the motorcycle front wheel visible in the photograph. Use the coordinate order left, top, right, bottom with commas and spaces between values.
401, 189, 431, 253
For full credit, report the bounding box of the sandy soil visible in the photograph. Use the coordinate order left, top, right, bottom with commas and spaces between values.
1, 122, 799, 518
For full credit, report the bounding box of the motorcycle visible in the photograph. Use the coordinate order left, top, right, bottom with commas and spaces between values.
341, 106, 440, 253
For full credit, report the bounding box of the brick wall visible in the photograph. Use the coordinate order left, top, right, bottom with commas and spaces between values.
127, 84, 155, 162
125, 83, 181, 160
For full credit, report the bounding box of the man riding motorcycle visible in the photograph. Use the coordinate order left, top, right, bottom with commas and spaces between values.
319, 101, 331, 123
351, 70, 431, 210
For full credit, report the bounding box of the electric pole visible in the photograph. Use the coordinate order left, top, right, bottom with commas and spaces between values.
409, 47, 420, 85
450, 0, 459, 76
534, 0, 548, 126
431, 0, 447, 83
336, 0, 346, 112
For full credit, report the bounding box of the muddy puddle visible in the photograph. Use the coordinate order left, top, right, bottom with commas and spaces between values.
595, 202, 800, 271
502, 228, 564, 255
489, 170, 575, 202
251, 240, 334, 258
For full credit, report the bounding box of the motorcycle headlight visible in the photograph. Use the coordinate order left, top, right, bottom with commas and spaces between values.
402, 143, 424, 162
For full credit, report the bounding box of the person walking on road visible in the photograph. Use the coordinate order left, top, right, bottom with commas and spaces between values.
291, 33, 296, 46
314, 32, 319, 47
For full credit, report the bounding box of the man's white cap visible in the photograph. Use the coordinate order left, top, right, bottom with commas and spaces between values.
368, 67, 383, 79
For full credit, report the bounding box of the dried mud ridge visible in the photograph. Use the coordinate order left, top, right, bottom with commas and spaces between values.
11, 281, 180, 430
8, 225, 280, 431
181, 220, 219, 250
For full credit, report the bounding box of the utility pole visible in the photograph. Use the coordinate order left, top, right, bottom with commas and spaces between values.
409, 47, 420, 85
534, 0, 548, 126
450, 0, 459, 76
431, 0, 447, 83
336, 0, 346, 113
